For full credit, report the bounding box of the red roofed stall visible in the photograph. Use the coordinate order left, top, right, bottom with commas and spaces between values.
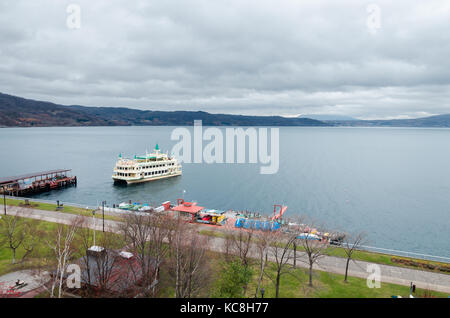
171, 199, 204, 222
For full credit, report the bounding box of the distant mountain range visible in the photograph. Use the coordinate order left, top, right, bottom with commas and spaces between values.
1, 92, 450, 128
0, 92, 326, 127
298, 114, 357, 121
325, 115, 450, 127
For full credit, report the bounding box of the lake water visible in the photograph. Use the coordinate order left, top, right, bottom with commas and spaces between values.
1, 126, 449, 258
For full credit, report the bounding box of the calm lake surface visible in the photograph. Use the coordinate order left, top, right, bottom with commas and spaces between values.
1, 126, 449, 257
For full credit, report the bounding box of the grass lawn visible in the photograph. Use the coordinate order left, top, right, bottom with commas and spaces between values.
0, 215, 120, 277
158, 249, 449, 298
3, 198, 122, 222
248, 264, 448, 298
198, 229, 450, 275
0, 218, 57, 276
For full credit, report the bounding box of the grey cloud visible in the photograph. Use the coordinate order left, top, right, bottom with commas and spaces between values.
0, 0, 449, 119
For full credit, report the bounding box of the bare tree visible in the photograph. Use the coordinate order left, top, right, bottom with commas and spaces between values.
254, 229, 275, 298
119, 213, 174, 297
225, 226, 257, 296
294, 222, 330, 287
46, 216, 83, 298
21, 219, 45, 264
221, 231, 233, 262
0, 214, 26, 264
227, 226, 255, 269
76, 223, 122, 297
77, 224, 94, 295
341, 232, 366, 282
170, 219, 210, 298
264, 231, 297, 298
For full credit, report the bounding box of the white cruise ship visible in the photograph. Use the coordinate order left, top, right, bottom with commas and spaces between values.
112, 144, 182, 184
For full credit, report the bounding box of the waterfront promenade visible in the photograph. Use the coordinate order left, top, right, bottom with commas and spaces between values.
2, 204, 450, 294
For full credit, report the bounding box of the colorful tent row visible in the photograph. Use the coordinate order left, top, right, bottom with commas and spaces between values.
234, 218, 281, 231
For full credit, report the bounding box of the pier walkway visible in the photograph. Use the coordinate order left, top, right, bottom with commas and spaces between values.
2, 204, 450, 294
0, 170, 76, 196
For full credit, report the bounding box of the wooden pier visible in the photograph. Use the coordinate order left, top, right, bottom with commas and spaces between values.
0, 169, 77, 196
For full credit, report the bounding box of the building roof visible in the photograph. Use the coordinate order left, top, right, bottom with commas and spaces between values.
78, 250, 150, 293
0, 169, 71, 185
172, 201, 204, 214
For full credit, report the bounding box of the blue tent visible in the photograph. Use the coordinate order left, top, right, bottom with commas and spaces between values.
235, 218, 245, 228
243, 220, 253, 229
270, 222, 281, 231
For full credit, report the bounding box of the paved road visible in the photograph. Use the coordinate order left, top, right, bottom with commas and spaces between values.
2, 204, 450, 294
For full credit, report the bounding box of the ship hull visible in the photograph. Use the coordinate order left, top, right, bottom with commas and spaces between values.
112, 171, 182, 185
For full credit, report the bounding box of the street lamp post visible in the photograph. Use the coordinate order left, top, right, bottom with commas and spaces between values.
102, 201, 106, 232
92, 210, 96, 246
2, 185, 6, 215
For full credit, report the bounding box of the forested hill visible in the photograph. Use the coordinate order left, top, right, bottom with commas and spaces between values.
0, 92, 327, 127
2, 92, 449, 127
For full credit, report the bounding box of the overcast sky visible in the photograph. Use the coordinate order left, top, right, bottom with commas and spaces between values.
1, 0, 450, 119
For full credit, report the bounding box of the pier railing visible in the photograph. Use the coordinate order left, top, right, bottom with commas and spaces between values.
2, 195, 450, 264
355, 244, 450, 263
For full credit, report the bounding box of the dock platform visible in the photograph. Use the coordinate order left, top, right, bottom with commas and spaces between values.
0, 169, 77, 196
